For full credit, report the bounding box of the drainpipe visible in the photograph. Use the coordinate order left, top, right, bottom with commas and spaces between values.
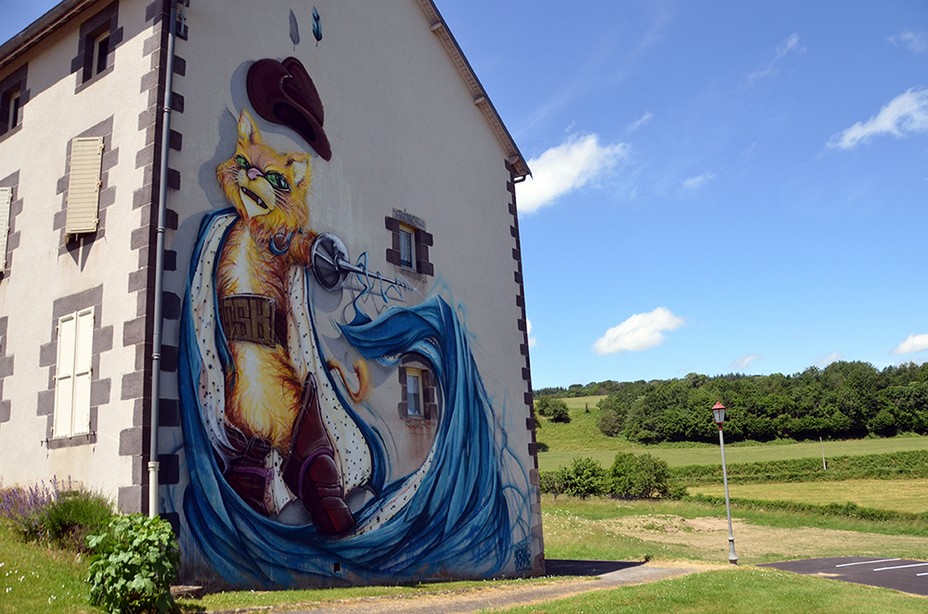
149, 0, 179, 518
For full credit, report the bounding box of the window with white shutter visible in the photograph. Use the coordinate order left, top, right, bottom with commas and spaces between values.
65, 136, 104, 237
0, 187, 11, 270
53, 307, 94, 437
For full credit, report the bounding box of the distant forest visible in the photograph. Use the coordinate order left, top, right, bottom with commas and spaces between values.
535, 361, 928, 443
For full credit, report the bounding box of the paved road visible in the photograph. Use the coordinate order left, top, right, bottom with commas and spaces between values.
278, 560, 698, 614
761, 556, 928, 596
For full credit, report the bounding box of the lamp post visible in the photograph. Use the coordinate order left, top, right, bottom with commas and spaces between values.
712, 401, 738, 564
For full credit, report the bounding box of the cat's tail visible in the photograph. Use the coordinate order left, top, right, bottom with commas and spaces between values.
327, 358, 370, 403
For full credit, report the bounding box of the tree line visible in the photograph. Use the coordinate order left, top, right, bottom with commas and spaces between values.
537, 361, 928, 443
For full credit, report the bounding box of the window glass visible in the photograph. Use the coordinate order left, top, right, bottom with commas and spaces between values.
399, 227, 414, 269
406, 370, 422, 417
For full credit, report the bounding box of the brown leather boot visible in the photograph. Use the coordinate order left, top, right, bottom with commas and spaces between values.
282, 373, 355, 534
223, 428, 273, 515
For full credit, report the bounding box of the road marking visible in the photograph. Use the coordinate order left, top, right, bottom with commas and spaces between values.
834, 559, 900, 568
917, 572, 928, 577
873, 563, 928, 572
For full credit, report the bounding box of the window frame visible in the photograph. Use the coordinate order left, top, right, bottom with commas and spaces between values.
0, 64, 28, 139
385, 211, 434, 276
398, 356, 438, 421
405, 367, 423, 417
53, 307, 94, 438
398, 224, 415, 269
72, 1, 122, 90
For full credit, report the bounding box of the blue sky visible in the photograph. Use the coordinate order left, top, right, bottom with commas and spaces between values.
4, 1, 926, 388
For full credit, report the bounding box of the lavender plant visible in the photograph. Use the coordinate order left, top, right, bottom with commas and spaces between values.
0, 478, 63, 541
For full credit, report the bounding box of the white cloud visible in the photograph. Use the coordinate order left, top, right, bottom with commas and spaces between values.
593, 307, 684, 355
526, 319, 538, 348
626, 111, 654, 132
732, 354, 761, 370
827, 87, 928, 150
749, 33, 805, 82
682, 172, 715, 190
816, 352, 842, 367
892, 333, 928, 355
516, 134, 629, 213
890, 30, 928, 53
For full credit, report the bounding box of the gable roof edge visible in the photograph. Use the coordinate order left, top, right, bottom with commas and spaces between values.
0, 0, 100, 73
417, 0, 530, 179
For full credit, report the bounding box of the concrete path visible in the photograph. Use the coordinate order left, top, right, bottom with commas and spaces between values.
279, 560, 699, 613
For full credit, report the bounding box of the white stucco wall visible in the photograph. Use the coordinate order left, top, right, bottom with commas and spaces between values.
0, 0, 157, 509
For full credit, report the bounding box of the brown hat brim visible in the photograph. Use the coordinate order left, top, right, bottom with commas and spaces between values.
246, 58, 332, 160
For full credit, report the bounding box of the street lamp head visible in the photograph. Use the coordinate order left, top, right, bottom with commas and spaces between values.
712, 401, 726, 426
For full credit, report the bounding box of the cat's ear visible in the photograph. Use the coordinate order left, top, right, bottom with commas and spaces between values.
238, 109, 262, 144
287, 153, 311, 187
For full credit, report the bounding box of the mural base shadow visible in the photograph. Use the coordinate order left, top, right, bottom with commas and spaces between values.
544, 559, 645, 577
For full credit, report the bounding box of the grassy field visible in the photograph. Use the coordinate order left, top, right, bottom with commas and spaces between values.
541, 496, 928, 564
496, 567, 928, 613
0, 522, 92, 613
691, 478, 928, 514
535, 396, 928, 470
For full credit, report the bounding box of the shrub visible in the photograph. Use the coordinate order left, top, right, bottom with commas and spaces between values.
561, 457, 607, 499
598, 408, 624, 437
0, 479, 60, 542
539, 468, 568, 499
548, 400, 571, 423
87, 514, 179, 614
609, 452, 674, 499
44, 491, 113, 551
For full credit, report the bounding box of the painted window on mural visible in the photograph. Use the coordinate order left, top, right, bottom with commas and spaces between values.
65, 136, 104, 237
0, 187, 11, 270
53, 307, 93, 438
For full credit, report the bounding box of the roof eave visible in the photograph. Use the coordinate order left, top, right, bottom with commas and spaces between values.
417, 0, 531, 179
0, 0, 100, 73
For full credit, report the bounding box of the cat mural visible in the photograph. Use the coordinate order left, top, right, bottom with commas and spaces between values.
176, 57, 529, 587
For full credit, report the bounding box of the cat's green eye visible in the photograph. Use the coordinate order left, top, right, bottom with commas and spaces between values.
235, 154, 249, 169
265, 171, 290, 191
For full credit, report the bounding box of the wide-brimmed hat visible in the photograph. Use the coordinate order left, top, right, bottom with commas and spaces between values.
246, 57, 332, 160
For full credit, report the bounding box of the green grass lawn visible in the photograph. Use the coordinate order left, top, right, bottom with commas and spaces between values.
0, 521, 93, 613
690, 478, 928, 514
494, 567, 928, 613
535, 397, 928, 471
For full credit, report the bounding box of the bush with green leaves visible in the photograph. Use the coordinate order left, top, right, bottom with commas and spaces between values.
539, 468, 568, 499
87, 514, 179, 614
609, 452, 677, 499
44, 490, 113, 551
561, 457, 607, 499
0, 478, 112, 550
548, 400, 571, 423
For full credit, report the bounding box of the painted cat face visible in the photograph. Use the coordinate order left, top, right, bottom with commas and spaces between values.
217, 110, 311, 230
